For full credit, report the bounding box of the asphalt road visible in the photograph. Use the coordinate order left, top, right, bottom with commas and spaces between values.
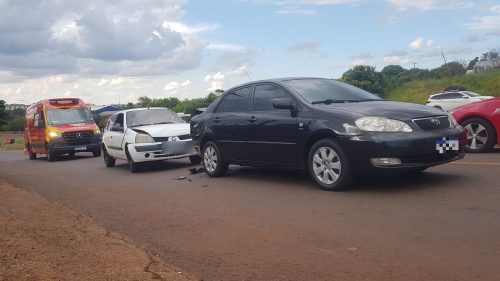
1, 150, 500, 281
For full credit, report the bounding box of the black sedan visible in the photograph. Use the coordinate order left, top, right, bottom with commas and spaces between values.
190, 78, 466, 191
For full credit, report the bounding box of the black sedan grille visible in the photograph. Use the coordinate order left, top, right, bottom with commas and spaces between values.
413, 116, 451, 131
153, 134, 191, 142
62, 131, 94, 145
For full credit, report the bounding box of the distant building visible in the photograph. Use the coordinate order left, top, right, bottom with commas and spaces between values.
474, 59, 500, 73
5, 104, 29, 111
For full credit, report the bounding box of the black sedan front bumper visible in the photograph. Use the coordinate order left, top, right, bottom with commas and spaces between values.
340, 127, 466, 174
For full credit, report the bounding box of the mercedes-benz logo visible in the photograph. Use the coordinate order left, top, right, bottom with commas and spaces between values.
76, 132, 83, 139
431, 118, 441, 126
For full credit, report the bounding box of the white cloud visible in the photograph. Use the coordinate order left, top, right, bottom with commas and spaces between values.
350, 59, 366, 66
426, 39, 434, 48
409, 37, 424, 50
207, 43, 246, 52
205, 72, 225, 92
163, 80, 191, 94
388, 0, 474, 11
162, 21, 219, 34
465, 15, 500, 30
383, 56, 410, 65
276, 7, 317, 15
351, 52, 374, 59
287, 41, 321, 53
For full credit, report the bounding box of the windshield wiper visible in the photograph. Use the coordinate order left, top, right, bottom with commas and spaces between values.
311, 99, 347, 105
152, 121, 174, 125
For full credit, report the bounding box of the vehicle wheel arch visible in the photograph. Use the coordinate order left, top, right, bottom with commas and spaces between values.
200, 134, 216, 150
460, 115, 497, 138
459, 115, 498, 149
303, 130, 341, 169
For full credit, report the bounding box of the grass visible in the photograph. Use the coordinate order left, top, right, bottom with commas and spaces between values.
0, 132, 25, 150
386, 70, 500, 104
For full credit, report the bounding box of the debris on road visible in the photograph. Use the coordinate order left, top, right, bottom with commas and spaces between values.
188, 167, 205, 174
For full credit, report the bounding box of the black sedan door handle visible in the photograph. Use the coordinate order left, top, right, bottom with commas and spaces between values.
248, 116, 257, 122
211, 116, 220, 123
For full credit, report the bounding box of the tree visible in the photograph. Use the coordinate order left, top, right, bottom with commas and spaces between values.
381, 65, 406, 77
467, 57, 479, 70
340, 65, 386, 96
0, 100, 8, 126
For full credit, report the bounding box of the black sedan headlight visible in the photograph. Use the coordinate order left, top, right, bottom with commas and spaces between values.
355, 116, 413, 133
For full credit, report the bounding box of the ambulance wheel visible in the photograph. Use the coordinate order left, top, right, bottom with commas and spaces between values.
28, 145, 36, 160
46, 148, 56, 162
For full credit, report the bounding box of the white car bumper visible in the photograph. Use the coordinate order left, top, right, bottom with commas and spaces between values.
127, 141, 197, 163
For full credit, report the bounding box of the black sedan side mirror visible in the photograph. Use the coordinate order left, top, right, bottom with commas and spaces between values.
273, 97, 296, 111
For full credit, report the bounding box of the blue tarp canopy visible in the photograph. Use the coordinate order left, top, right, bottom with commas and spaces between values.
91, 105, 119, 116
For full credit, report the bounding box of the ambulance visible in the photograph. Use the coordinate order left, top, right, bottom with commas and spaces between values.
24, 98, 102, 161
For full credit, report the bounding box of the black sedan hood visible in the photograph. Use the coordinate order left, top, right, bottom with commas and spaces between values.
316, 100, 446, 121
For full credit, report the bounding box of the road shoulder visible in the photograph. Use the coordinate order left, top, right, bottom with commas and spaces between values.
0, 180, 195, 281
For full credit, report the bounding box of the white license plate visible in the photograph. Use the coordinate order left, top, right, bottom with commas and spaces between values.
75, 146, 87, 151
162, 141, 191, 154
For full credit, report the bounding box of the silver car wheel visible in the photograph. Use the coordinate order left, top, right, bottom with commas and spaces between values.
465, 123, 488, 150
204, 145, 218, 173
312, 146, 341, 185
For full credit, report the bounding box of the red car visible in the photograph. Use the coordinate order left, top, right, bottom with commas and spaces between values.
451, 97, 500, 152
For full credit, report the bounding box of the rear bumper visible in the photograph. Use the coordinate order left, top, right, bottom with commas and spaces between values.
340, 126, 466, 174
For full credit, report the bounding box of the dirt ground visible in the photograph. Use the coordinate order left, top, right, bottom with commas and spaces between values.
0, 180, 196, 281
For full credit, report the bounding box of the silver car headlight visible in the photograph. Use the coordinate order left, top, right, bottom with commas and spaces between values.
355, 116, 413, 133
135, 133, 155, 143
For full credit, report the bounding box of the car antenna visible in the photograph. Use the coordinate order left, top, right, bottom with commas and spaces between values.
241, 65, 252, 82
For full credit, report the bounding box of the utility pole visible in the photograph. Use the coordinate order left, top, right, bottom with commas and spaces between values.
241, 65, 252, 82
411, 61, 417, 69
440, 49, 447, 64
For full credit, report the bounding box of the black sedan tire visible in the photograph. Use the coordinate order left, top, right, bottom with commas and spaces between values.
461, 118, 496, 153
308, 138, 352, 191
202, 141, 227, 177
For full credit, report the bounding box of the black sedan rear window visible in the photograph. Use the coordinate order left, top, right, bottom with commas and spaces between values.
283, 79, 381, 104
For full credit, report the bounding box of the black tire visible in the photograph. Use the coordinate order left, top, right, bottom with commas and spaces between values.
103, 147, 115, 167
308, 138, 352, 191
126, 149, 140, 173
46, 148, 56, 162
92, 148, 102, 157
28, 145, 36, 160
460, 118, 496, 153
189, 155, 202, 165
202, 141, 227, 177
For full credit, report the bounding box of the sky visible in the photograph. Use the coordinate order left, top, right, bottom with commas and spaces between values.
0, 0, 499, 105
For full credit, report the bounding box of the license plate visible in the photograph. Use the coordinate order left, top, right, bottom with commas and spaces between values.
436, 137, 459, 154
162, 141, 191, 154
75, 146, 87, 151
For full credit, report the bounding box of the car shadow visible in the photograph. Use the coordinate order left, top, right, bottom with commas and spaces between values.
226, 166, 465, 193
113, 159, 197, 173
29, 153, 96, 162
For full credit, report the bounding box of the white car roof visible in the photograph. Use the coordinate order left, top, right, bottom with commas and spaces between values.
113, 107, 172, 114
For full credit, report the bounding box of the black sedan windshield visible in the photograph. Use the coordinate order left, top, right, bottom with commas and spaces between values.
46, 108, 93, 125
283, 79, 381, 104
127, 108, 185, 127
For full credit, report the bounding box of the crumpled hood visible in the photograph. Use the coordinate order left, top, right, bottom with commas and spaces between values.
130, 123, 190, 137
317, 101, 446, 121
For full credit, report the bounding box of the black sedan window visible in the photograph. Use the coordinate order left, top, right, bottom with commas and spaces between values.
219, 86, 251, 112
283, 79, 381, 104
253, 84, 289, 111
